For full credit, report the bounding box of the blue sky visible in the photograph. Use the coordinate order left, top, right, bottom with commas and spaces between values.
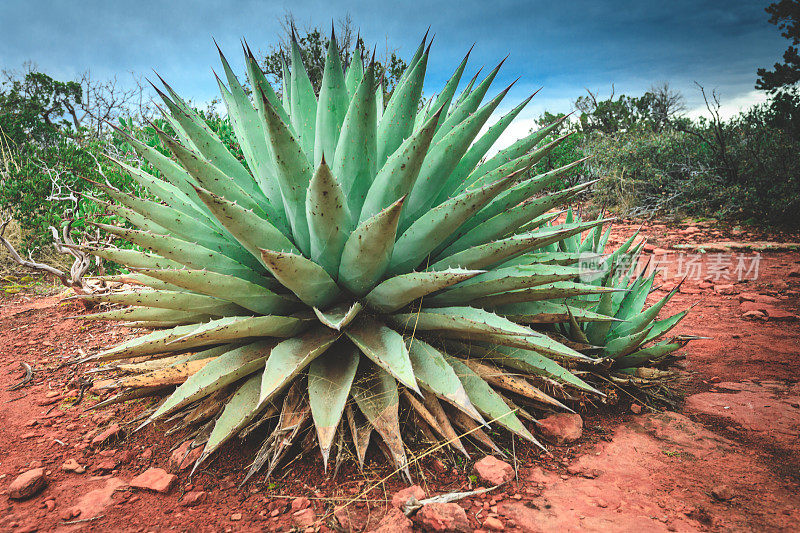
0, 0, 787, 143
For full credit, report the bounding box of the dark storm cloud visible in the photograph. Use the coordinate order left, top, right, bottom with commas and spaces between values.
0, 0, 785, 119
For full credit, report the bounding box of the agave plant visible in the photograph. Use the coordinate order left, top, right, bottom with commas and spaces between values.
79, 31, 688, 480
547, 208, 694, 389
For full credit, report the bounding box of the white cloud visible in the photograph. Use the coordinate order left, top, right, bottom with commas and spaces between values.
686, 89, 767, 121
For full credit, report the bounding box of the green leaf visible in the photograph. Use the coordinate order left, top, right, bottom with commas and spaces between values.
338, 196, 404, 296
308, 343, 360, 468
154, 78, 257, 191
259, 327, 340, 406
616, 341, 683, 368
464, 115, 571, 189
389, 174, 515, 274
345, 315, 419, 393
153, 126, 269, 217
333, 60, 377, 219
364, 268, 484, 313
495, 300, 619, 325
426, 264, 583, 306
79, 307, 215, 325
401, 84, 512, 229
258, 89, 313, 255
192, 185, 298, 260
314, 31, 349, 167
377, 46, 428, 167
289, 35, 318, 160
430, 219, 607, 272
431, 58, 505, 146
435, 90, 536, 202
344, 50, 364, 98
444, 355, 541, 447
198, 373, 263, 465
313, 302, 362, 331
359, 107, 442, 223
351, 361, 408, 477
94, 223, 265, 285
306, 161, 351, 276
149, 341, 274, 421
420, 46, 472, 132
259, 248, 341, 308
603, 328, 652, 358
440, 181, 595, 257
390, 306, 533, 337
77, 290, 243, 315
450, 341, 601, 395
406, 339, 483, 422
217, 52, 289, 229
469, 281, 619, 307
135, 268, 298, 316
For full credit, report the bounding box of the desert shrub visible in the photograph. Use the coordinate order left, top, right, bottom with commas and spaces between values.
586, 129, 721, 218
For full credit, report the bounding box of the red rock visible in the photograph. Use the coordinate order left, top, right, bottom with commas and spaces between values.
37, 394, 63, 406
291, 496, 311, 511
230, 513, 242, 521
483, 516, 505, 530
61, 459, 85, 474
738, 293, 778, 304
630, 404, 643, 414
714, 284, 737, 295
130, 468, 177, 493
91, 424, 121, 448
73, 477, 127, 519
292, 508, 316, 528
764, 307, 797, 321
372, 507, 414, 533
525, 467, 556, 484
711, 485, 734, 501
169, 440, 203, 471
498, 501, 541, 530
180, 491, 207, 507
474, 456, 514, 486
413, 503, 470, 532
44, 499, 56, 512
537, 413, 583, 445
8, 468, 47, 500
431, 458, 447, 474
139, 448, 153, 460
742, 310, 766, 320
566, 465, 603, 479
117, 450, 135, 464
391, 485, 426, 508
93, 459, 118, 473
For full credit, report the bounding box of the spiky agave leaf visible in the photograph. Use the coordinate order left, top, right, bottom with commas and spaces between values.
83, 31, 692, 479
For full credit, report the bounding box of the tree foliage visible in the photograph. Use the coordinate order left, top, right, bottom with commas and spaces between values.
258, 14, 407, 96
756, 0, 800, 93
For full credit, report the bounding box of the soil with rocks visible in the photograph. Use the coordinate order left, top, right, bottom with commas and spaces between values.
1, 219, 799, 532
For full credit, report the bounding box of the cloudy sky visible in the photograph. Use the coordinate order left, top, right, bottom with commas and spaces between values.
0, 0, 786, 145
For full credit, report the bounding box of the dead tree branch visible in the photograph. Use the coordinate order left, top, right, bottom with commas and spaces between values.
0, 218, 94, 292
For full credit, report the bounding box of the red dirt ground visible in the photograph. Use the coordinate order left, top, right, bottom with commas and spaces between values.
1, 220, 799, 532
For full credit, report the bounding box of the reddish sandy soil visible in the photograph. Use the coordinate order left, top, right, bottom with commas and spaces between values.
1, 220, 799, 532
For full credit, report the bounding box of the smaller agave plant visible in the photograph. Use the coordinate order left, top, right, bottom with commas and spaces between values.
76, 29, 694, 481
546, 208, 696, 394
